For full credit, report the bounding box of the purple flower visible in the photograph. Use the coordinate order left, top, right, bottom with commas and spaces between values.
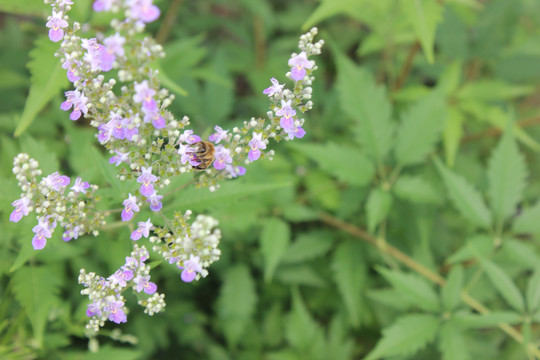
133, 81, 157, 113
130, 218, 153, 240
180, 255, 203, 282
137, 167, 158, 197
108, 112, 125, 140
46, 11, 68, 43
248, 132, 266, 161
147, 192, 163, 212
121, 194, 140, 221
86, 300, 102, 317
106, 299, 127, 324
276, 99, 296, 131
60, 90, 88, 121
288, 51, 314, 81
109, 150, 130, 166
62, 224, 81, 241
178, 144, 198, 166
71, 177, 90, 194
128, 0, 160, 23
97, 122, 114, 144
109, 269, 134, 288
213, 145, 232, 170
62, 59, 81, 83
32, 218, 54, 250
81, 38, 115, 72
10, 197, 30, 223
146, 111, 166, 129
224, 165, 246, 178
208, 125, 229, 144
179, 130, 201, 145
284, 125, 306, 140
104, 33, 126, 57
42, 172, 70, 192
92, 0, 115, 12
263, 77, 284, 97
134, 274, 157, 294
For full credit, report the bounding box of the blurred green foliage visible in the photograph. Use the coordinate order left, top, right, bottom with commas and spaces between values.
2, 0, 540, 359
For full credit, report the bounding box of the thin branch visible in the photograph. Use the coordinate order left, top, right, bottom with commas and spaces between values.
156, 0, 184, 44
461, 116, 540, 144
392, 41, 420, 92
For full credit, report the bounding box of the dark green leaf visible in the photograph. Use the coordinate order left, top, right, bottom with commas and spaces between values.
260, 218, 290, 282
442, 265, 463, 311
438, 320, 470, 360
281, 231, 334, 264
478, 257, 525, 313
403, 0, 443, 63
393, 175, 441, 204
446, 235, 493, 264
365, 188, 392, 233
455, 311, 522, 328
513, 201, 540, 234
526, 267, 540, 313
285, 289, 324, 352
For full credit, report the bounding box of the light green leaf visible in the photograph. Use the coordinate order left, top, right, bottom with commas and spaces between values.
367, 289, 414, 311
92, 147, 128, 198
0, 0, 47, 15
19, 136, 59, 175
217, 264, 257, 348
11, 265, 61, 347
289, 142, 375, 186
333, 242, 366, 327
438, 321, 470, 360
365, 314, 440, 360
366, 188, 393, 233
202, 49, 233, 124
526, 267, 540, 313
456, 80, 534, 102
285, 289, 324, 352
281, 231, 334, 264
260, 218, 290, 282
513, 201, 540, 234
275, 265, 327, 287
446, 235, 493, 264
377, 267, 440, 312
395, 89, 446, 166
153, 62, 188, 97
487, 124, 527, 223
434, 157, 492, 229
403, 0, 443, 64
334, 51, 394, 163
302, 0, 364, 30
478, 257, 525, 313
15, 36, 68, 137
455, 311, 522, 328
443, 108, 464, 168
442, 265, 463, 311
393, 175, 441, 204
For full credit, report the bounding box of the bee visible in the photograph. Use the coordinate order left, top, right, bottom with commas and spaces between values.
191, 141, 215, 170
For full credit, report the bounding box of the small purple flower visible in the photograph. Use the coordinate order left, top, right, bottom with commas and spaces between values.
62, 59, 81, 83
10, 197, 30, 223
224, 165, 246, 178
147, 112, 166, 129
288, 51, 314, 81
92, 0, 115, 12
108, 112, 125, 140
109, 150, 130, 166
106, 299, 127, 324
179, 130, 201, 145
137, 167, 158, 197
134, 274, 157, 294
276, 99, 296, 130
180, 255, 203, 282
71, 177, 90, 194
208, 125, 229, 144
60, 90, 88, 121
46, 11, 68, 42
109, 269, 134, 288
147, 192, 163, 212
97, 122, 114, 144
128, 0, 161, 23
32, 218, 54, 250
86, 300, 102, 317
133, 80, 157, 113
263, 77, 284, 97
82, 38, 115, 72
284, 125, 306, 140
42, 172, 70, 192
62, 224, 81, 241
104, 33, 126, 57
213, 145, 232, 170
121, 194, 140, 221
130, 218, 153, 240
248, 132, 266, 161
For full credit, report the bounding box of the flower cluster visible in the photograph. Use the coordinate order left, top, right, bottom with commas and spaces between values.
10, 153, 103, 250
79, 245, 165, 335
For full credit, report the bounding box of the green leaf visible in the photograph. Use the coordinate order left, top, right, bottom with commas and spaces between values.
393, 175, 441, 204
332, 242, 366, 327
217, 264, 257, 348
377, 267, 440, 312
526, 267, 540, 313
92, 147, 128, 197
334, 51, 394, 163
15, 36, 68, 137
281, 231, 334, 264
395, 89, 446, 166
403, 0, 443, 64
446, 235, 493, 264
289, 142, 375, 186
487, 124, 527, 223
443, 108, 464, 168
455, 311, 522, 328
285, 288, 324, 352
364, 314, 440, 360
456, 80, 534, 102
434, 157, 492, 229
11, 265, 61, 347
513, 201, 540, 234
438, 321, 470, 360
478, 257, 525, 313
275, 265, 327, 287
0, 0, 47, 15
442, 265, 463, 311
260, 218, 290, 282
365, 188, 393, 233
302, 0, 364, 30
153, 62, 188, 97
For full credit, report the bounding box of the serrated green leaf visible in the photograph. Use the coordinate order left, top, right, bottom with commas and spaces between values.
443, 107, 464, 167
217, 264, 257, 348
434, 157, 492, 229
260, 218, 290, 282
377, 267, 440, 312
395, 89, 446, 166
366, 188, 393, 233
498, 239, 540, 269
403, 0, 443, 64
526, 267, 540, 313
487, 124, 527, 223
333, 242, 366, 327
365, 314, 440, 360
285, 288, 324, 352
446, 235, 493, 264
438, 321, 470, 360
19, 135, 59, 175
454, 311, 522, 328
289, 142, 375, 186
92, 147, 128, 198
334, 51, 394, 163
393, 175, 441, 204
442, 265, 463, 311
281, 231, 334, 264
456, 80, 534, 102
152, 62, 188, 97
275, 265, 326, 287
15, 36, 68, 137
478, 257, 524, 312
11, 265, 61, 347
513, 201, 540, 234
367, 289, 414, 311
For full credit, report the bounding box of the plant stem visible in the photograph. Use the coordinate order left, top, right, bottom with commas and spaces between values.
392, 41, 420, 92
156, 0, 184, 44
